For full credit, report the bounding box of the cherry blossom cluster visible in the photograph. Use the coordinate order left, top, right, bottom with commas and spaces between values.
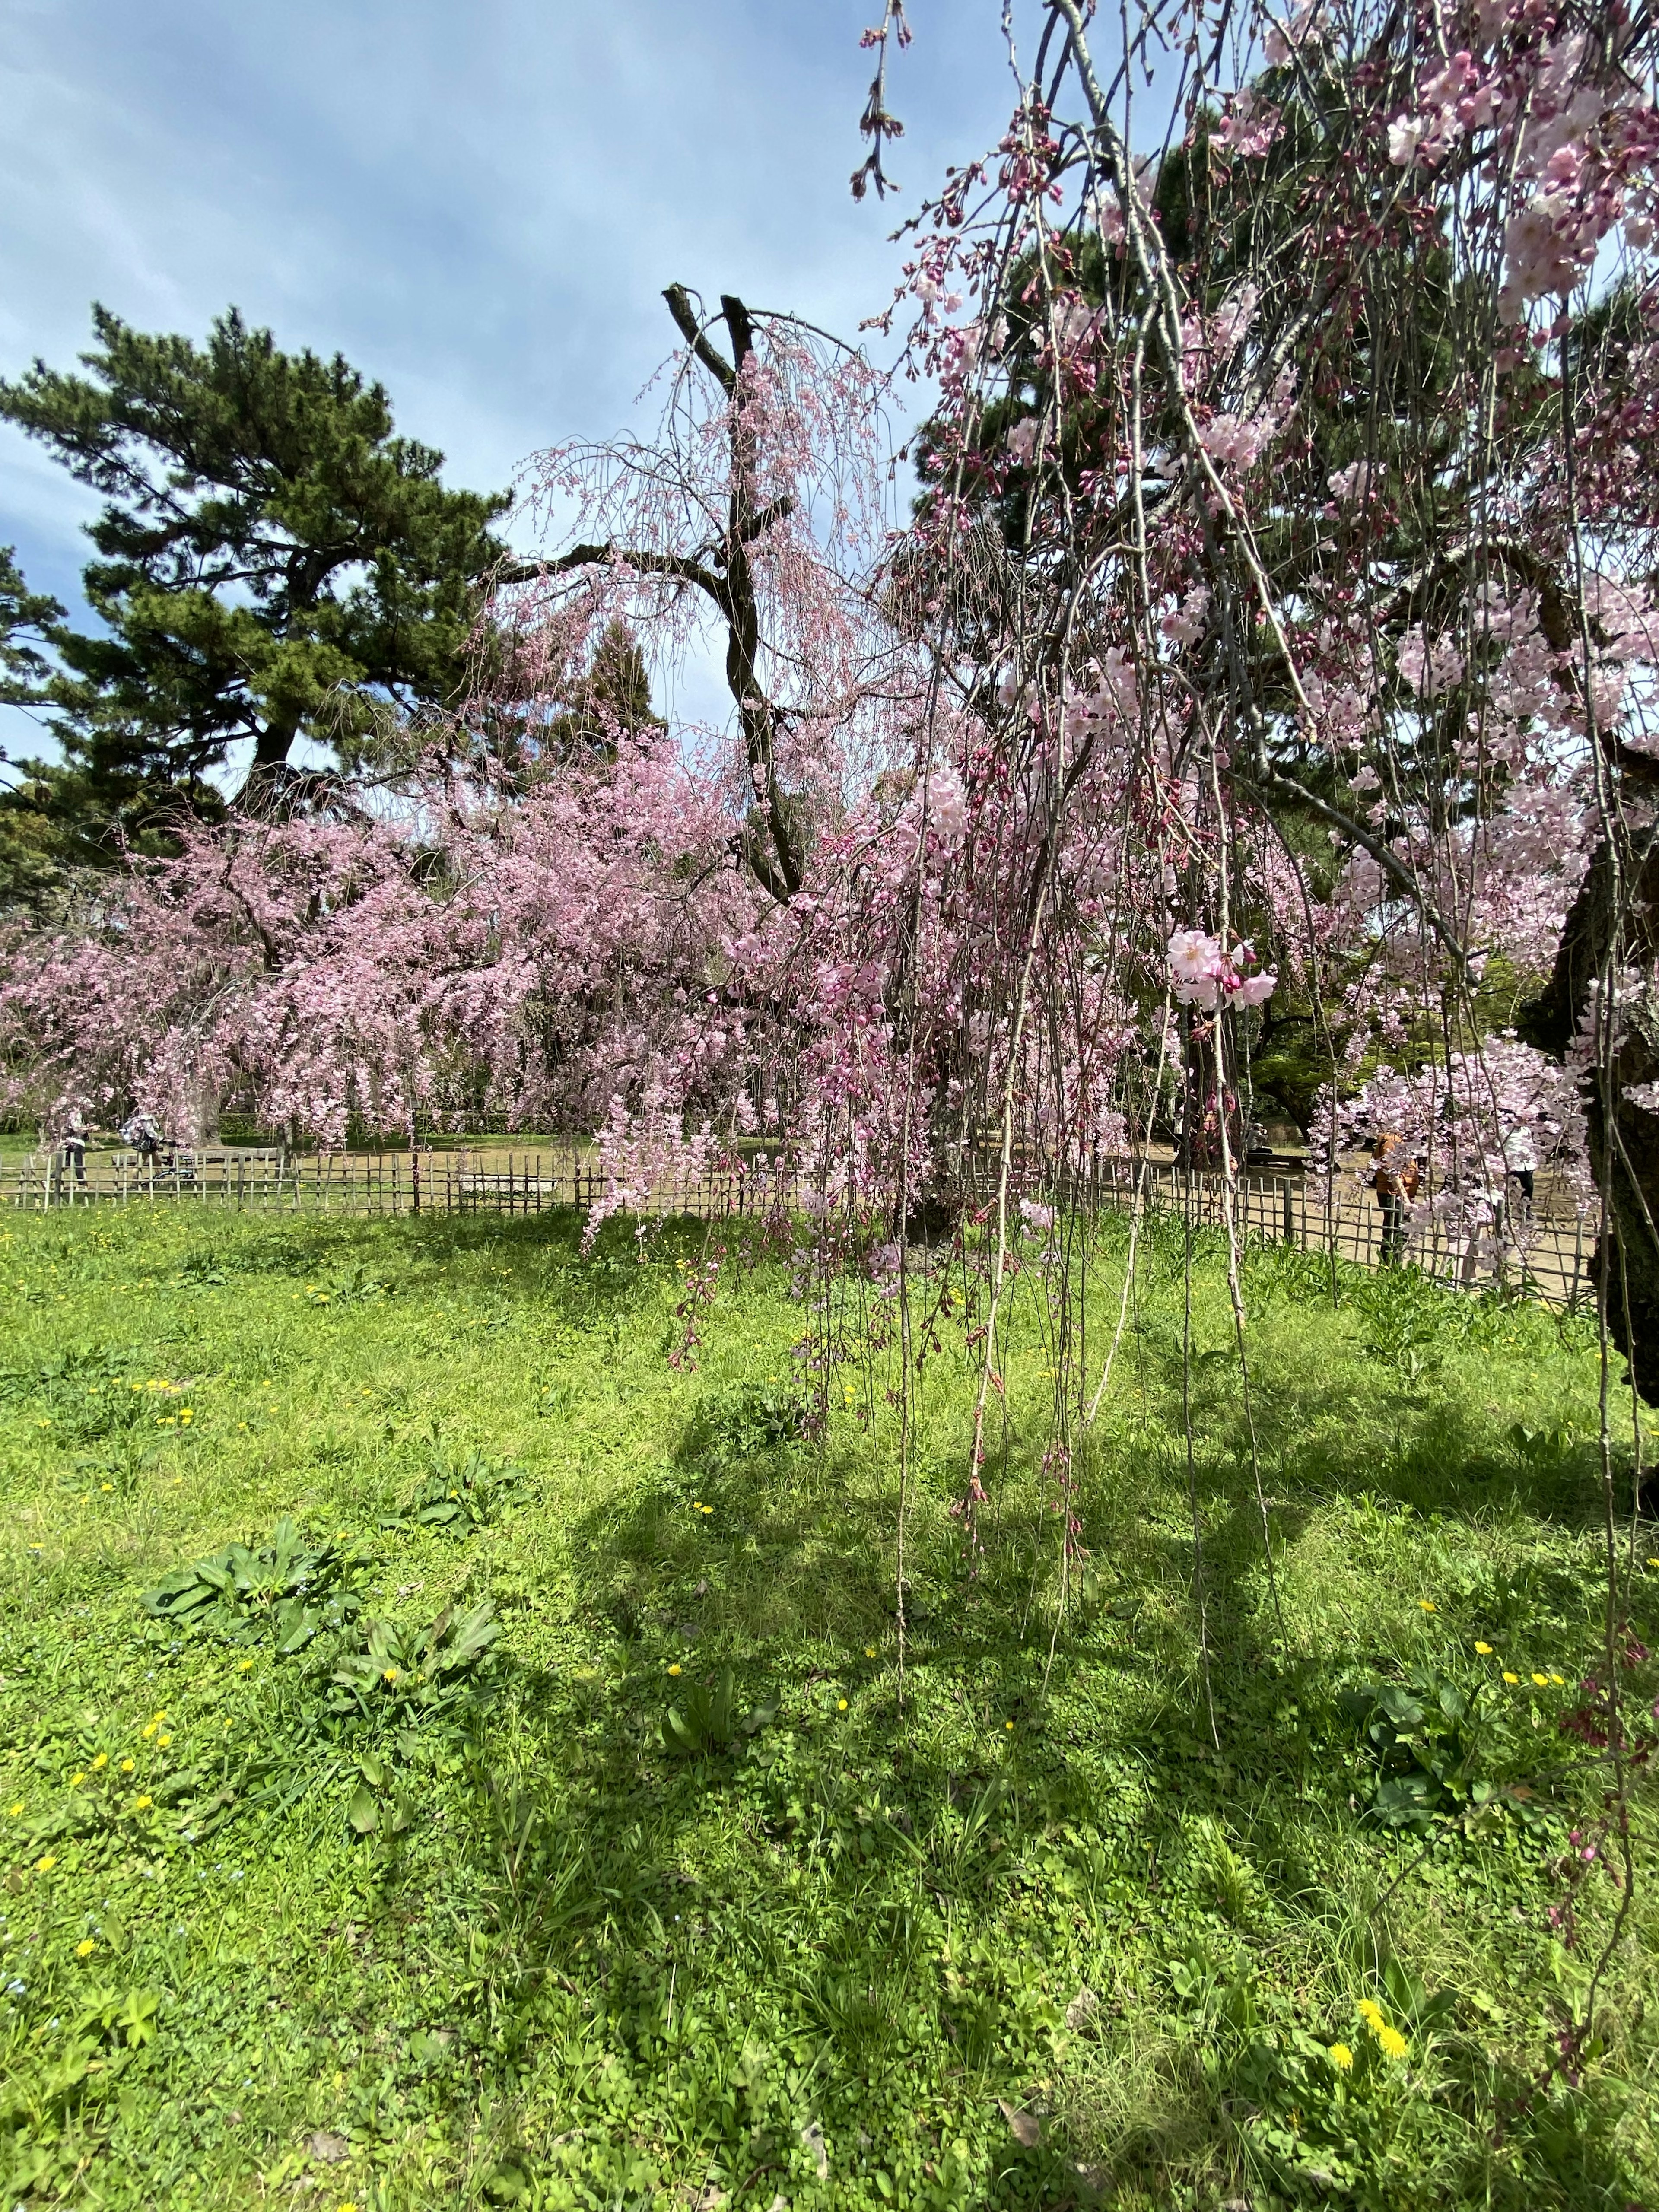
1167, 931, 1278, 1011
6, 0, 1658, 1283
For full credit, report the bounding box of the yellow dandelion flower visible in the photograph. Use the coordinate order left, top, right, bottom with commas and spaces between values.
90, 1753, 108, 1772
5, 1802, 22, 1817
70, 1770, 85, 1788
118, 1758, 134, 1774
34, 1853, 55, 1873
1532, 1672, 1549, 1687
1357, 1998, 1384, 2028
838, 1699, 849, 1711
156, 1732, 172, 1748
133, 1795, 153, 1812
1503, 1671, 1519, 1684
1474, 1641, 1494, 1655
1418, 1600, 1437, 1613
667, 1663, 682, 1678
1328, 2042, 1354, 2072
237, 1658, 254, 1672
381, 1669, 398, 1685
75, 1939, 95, 1958
1550, 1672, 1566, 1685
1377, 2024, 1409, 2059
864, 1646, 877, 1658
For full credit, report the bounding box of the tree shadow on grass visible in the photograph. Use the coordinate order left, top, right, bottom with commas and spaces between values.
165, 1220, 1638, 2209
1041, 1461, 1640, 2211
316, 1397, 1195, 2202
267, 1368, 1643, 2212
1129, 1297, 1618, 1537
22, 1211, 1643, 2203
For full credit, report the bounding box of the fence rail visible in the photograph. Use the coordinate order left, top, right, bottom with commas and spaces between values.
4, 1145, 1592, 1304
2, 1145, 789, 1224
1069, 1157, 1589, 1306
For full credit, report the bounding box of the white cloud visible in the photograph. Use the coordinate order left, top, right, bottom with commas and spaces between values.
0, 0, 1013, 763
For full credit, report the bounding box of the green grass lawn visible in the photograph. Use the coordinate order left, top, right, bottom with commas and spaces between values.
0, 1201, 1654, 2211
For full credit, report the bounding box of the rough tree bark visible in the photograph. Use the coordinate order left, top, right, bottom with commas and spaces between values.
1525, 822, 1659, 1407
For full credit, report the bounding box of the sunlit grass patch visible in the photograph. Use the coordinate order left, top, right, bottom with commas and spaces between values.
0, 1202, 1651, 2209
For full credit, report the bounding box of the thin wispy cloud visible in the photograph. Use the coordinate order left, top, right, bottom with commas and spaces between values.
0, 0, 1005, 631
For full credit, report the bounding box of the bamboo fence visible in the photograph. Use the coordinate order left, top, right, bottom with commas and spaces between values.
4, 1142, 1592, 1306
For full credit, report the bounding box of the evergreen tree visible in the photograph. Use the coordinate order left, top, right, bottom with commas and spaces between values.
542, 618, 664, 766
0, 544, 63, 707
0, 305, 510, 868
0, 547, 72, 909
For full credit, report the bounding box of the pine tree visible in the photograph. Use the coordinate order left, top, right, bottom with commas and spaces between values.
0, 544, 63, 707
0, 305, 510, 870
0, 547, 74, 908
542, 619, 664, 766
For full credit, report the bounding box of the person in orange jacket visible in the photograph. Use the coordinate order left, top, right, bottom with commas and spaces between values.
1371, 1129, 1420, 1264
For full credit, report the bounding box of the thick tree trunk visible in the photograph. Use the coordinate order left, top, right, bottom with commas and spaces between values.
233, 713, 302, 812
1524, 827, 1659, 1405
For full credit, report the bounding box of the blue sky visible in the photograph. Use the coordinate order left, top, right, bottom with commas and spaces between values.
0, 0, 1015, 754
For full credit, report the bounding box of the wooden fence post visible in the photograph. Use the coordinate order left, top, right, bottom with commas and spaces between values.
14, 1140, 1592, 1314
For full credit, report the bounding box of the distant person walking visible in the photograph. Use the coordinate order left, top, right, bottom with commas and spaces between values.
1502, 1120, 1537, 1207
121, 1111, 162, 1168
60, 1112, 88, 1186
1486, 1117, 1539, 1265
1371, 1129, 1419, 1265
